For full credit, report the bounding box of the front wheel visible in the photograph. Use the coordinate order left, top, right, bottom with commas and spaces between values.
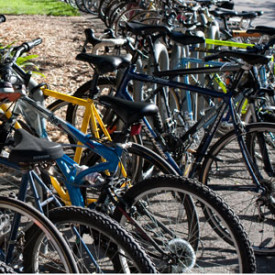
200, 122, 275, 255
113, 175, 256, 273
0, 196, 78, 273
24, 206, 157, 273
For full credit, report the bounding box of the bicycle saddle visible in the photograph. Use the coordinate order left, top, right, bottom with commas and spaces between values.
205, 50, 270, 65
98, 95, 158, 126
9, 129, 64, 164
76, 53, 131, 74
123, 21, 169, 35
124, 21, 204, 45
211, 8, 261, 19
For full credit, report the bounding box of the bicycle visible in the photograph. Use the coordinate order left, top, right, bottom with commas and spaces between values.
0, 124, 158, 273
0, 38, 256, 273
67, 21, 275, 255
1, 128, 256, 273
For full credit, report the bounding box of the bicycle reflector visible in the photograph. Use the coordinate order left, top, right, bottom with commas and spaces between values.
130, 123, 142, 136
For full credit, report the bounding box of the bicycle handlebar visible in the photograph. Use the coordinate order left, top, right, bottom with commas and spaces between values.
0, 38, 42, 81
22, 38, 42, 52
7, 38, 42, 67
0, 14, 6, 23
82, 28, 136, 54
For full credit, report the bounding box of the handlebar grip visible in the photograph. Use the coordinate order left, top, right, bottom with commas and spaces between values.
0, 15, 6, 23
22, 38, 42, 51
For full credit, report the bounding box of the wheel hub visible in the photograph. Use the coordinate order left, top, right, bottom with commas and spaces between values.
167, 238, 196, 273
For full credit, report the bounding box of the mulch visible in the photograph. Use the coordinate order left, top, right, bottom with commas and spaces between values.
0, 14, 105, 94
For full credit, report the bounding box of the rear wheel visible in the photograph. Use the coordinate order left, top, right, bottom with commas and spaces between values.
113, 175, 256, 273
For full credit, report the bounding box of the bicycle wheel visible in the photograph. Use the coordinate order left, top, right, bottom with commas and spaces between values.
0, 196, 78, 273
113, 175, 256, 273
83, 0, 99, 14
200, 122, 275, 255
75, 0, 87, 12
108, 1, 137, 28
24, 206, 157, 273
98, 0, 114, 21
104, 0, 124, 27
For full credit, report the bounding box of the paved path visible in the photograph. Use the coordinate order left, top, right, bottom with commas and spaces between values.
234, 0, 275, 27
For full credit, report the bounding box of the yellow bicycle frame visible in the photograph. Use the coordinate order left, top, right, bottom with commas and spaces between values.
42, 87, 127, 175
0, 86, 128, 206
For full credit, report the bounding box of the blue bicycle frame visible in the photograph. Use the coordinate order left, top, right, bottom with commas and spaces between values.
0, 94, 124, 266
0, 154, 107, 269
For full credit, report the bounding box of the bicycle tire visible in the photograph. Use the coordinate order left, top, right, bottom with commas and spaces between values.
24, 206, 157, 273
104, 0, 124, 27
200, 122, 275, 255
0, 196, 78, 273
67, 0, 78, 8
83, 0, 99, 14
75, 0, 87, 12
98, 0, 114, 21
108, 1, 139, 30
113, 175, 256, 273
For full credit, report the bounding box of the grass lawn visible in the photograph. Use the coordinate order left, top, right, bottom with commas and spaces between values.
0, 0, 80, 16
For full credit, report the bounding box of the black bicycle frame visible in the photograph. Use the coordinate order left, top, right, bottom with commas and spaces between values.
114, 63, 265, 190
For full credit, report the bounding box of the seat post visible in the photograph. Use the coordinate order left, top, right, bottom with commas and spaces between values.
88, 72, 100, 99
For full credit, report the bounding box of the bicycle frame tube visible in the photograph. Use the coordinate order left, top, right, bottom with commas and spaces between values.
42, 88, 127, 176
19, 96, 123, 165
43, 88, 113, 159
115, 65, 265, 187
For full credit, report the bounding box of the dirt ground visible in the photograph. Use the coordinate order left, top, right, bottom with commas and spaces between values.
0, 14, 104, 94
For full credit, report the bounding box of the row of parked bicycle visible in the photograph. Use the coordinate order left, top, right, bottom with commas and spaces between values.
62, 0, 99, 14
0, 0, 274, 272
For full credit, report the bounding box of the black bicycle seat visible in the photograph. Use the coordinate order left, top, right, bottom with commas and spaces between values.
123, 21, 170, 35
123, 21, 204, 45
205, 50, 270, 65
211, 8, 259, 19
76, 53, 131, 74
99, 95, 158, 126
9, 129, 64, 164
